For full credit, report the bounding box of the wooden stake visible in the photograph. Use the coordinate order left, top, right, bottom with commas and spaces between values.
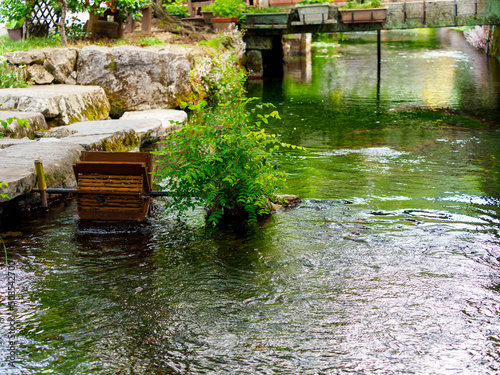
34, 158, 48, 209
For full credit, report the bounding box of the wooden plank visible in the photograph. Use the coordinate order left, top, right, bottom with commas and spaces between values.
77, 197, 151, 221
79, 175, 143, 181
78, 184, 142, 189
80, 151, 154, 190
73, 162, 150, 193
73, 152, 155, 221
74, 189, 145, 196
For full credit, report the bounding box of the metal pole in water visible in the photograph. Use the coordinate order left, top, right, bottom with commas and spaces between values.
34, 158, 48, 209
377, 29, 381, 79
486, 26, 493, 57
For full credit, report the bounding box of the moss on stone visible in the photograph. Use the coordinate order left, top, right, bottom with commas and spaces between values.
106, 91, 132, 117
101, 132, 140, 152
68, 99, 110, 124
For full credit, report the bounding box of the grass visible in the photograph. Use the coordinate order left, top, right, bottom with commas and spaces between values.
0, 35, 62, 54
0, 34, 168, 56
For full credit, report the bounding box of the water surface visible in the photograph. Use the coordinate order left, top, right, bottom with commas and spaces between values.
1, 29, 500, 374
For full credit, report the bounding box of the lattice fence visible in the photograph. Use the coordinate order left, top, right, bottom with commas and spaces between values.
28, 0, 60, 37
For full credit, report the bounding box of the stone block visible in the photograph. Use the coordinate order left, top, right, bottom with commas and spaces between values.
27, 64, 54, 85
43, 48, 79, 84
0, 110, 48, 138
77, 45, 194, 115
121, 109, 187, 132
245, 36, 274, 50
0, 85, 110, 126
43, 118, 165, 151
0, 142, 84, 202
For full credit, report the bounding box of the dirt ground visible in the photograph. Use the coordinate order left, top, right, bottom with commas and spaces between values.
123, 16, 215, 46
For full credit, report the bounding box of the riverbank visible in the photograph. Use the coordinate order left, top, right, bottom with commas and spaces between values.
0, 26, 246, 212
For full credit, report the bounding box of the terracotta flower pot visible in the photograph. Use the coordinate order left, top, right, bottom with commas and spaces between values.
7, 28, 23, 41
339, 7, 388, 24
212, 17, 238, 31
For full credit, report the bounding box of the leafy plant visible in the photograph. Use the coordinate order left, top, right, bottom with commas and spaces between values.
5, 19, 25, 30
162, 0, 189, 18
136, 36, 166, 46
64, 17, 89, 40
342, 0, 382, 9
0, 181, 9, 200
243, 6, 289, 13
153, 98, 302, 225
0, 55, 29, 88
0, 0, 29, 30
105, 0, 151, 22
63, 0, 151, 37
206, 0, 247, 18
0, 117, 29, 132
297, 0, 328, 5
192, 25, 246, 102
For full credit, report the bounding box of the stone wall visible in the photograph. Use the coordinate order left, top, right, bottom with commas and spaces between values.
491, 26, 500, 60
5, 45, 205, 116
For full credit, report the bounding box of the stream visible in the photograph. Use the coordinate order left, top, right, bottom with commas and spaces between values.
1, 28, 500, 374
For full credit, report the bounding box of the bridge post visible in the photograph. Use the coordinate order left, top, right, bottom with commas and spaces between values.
377, 29, 381, 78
245, 34, 285, 78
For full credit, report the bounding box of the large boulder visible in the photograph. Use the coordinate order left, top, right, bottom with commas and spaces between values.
0, 85, 110, 126
76, 45, 194, 115
43, 48, 79, 84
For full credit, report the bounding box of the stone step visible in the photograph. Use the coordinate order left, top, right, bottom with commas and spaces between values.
38, 118, 165, 151
0, 142, 84, 203
0, 110, 47, 138
0, 85, 110, 127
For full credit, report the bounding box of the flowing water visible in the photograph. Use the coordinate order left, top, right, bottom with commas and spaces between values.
1, 29, 500, 374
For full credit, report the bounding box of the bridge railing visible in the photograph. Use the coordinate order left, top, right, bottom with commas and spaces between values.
399, 0, 491, 22
244, 0, 498, 33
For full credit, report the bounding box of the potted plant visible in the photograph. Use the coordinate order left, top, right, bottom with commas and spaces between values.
339, 0, 387, 24
206, 0, 246, 30
241, 6, 289, 28
163, 0, 189, 19
295, 0, 330, 24
0, 0, 29, 41
201, 6, 214, 24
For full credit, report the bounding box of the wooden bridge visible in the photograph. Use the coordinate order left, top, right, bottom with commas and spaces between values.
244, 0, 500, 35
243, 0, 500, 77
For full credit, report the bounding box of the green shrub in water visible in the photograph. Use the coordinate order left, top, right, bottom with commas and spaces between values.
153, 98, 303, 225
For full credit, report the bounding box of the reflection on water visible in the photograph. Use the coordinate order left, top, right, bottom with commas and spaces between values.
1, 29, 500, 374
